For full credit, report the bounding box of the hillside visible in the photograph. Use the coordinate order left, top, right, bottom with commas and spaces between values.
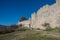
0, 29, 60, 40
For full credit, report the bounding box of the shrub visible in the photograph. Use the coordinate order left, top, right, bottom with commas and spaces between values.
42, 23, 53, 31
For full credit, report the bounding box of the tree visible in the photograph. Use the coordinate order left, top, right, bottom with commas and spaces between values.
19, 16, 27, 22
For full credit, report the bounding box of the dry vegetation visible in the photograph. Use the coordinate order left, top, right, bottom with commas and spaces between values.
0, 28, 60, 40
0, 24, 18, 33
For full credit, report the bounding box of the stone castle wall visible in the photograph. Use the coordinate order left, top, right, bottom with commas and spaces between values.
30, 0, 60, 30
18, 0, 60, 30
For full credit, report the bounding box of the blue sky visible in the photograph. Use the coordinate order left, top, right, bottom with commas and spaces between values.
0, 0, 56, 25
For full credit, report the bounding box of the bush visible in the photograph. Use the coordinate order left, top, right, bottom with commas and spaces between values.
45, 26, 53, 31
42, 23, 50, 27
42, 23, 53, 31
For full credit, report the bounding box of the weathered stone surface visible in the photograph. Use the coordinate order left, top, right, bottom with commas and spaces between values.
18, 0, 60, 30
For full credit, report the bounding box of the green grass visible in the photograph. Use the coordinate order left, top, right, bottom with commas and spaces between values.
19, 35, 60, 40
18, 32, 60, 40
16, 30, 60, 40
0, 28, 60, 40
45, 27, 60, 33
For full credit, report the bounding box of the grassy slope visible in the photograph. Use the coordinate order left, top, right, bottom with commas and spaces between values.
0, 30, 60, 40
